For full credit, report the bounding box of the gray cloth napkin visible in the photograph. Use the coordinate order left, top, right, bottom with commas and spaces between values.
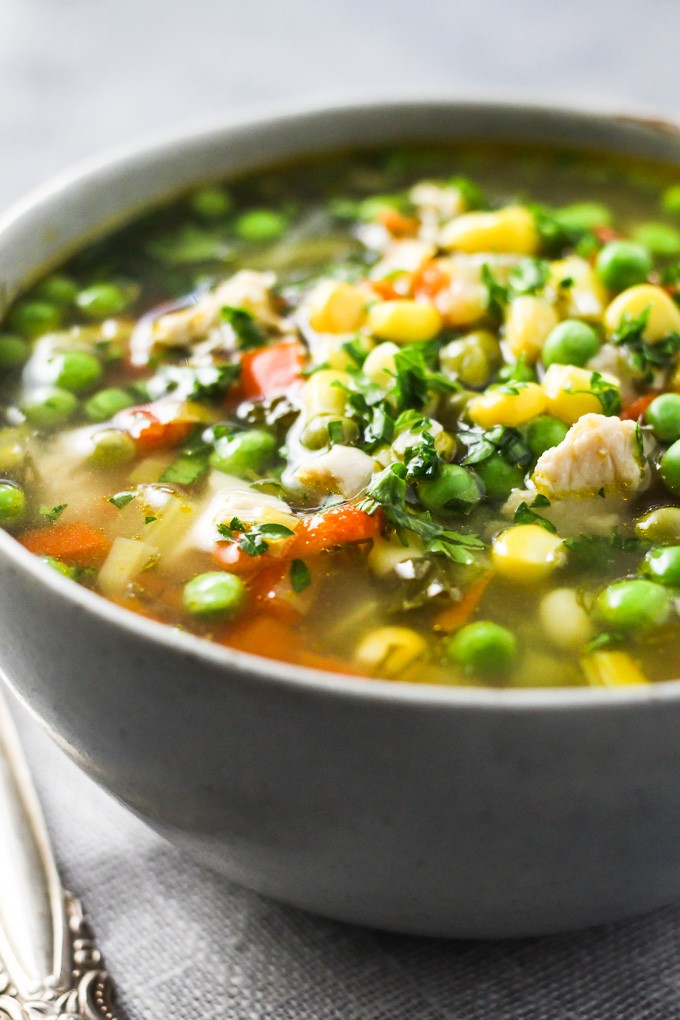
13, 699, 680, 1020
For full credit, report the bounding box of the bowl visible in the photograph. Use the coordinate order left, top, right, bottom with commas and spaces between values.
3, 98, 680, 939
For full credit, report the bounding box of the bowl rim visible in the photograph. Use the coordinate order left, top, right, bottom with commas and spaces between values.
3, 93, 680, 711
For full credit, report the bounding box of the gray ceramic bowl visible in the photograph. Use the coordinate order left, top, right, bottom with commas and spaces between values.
3, 99, 680, 939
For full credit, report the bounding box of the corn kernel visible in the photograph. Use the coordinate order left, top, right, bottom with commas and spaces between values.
301, 369, 350, 419
306, 280, 367, 333
604, 284, 680, 343
541, 363, 618, 425
467, 382, 547, 428
362, 341, 400, 388
504, 295, 559, 363
581, 650, 649, 687
549, 256, 608, 321
439, 206, 539, 255
539, 588, 594, 650
367, 299, 442, 343
492, 524, 567, 584
355, 625, 427, 677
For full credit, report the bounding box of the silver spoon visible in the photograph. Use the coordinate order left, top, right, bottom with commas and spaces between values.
0, 679, 119, 1020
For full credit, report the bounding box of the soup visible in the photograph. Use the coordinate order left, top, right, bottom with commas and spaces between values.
3, 143, 680, 687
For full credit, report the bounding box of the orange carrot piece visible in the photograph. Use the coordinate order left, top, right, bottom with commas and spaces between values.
20, 522, 112, 568
239, 339, 306, 399
113, 404, 194, 452
620, 391, 661, 421
377, 208, 419, 236
412, 259, 450, 299
292, 503, 383, 557
433, 573, 493, 634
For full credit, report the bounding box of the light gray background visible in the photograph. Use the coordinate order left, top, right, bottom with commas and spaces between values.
4, 1, 680, 1017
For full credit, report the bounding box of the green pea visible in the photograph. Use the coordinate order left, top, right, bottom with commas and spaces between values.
418, 464, 483, 514
0, 482, 26, 528
635, 507, 680, 544
555, 202, 612, 232
75, 283, 131, 320
84, 387, 136, 423
641, 546, 680, 586
596, 579, 672, 630
183, 571, 246, 618
189, 186, 233, 220
300, 415, 358, 450
439, 331, 501, 388
7, 300, 62, 339
47, 351, 103, 394
31, 274, 78, 308
234, 209, 287, 243
595, 241, 652, 292
41, 556, 77, 579
472, 453, 526, 500
541, 320, 600, 368
87, 429, 136, 468
645, 393, 680, 442
21, 387, 78, 429
446, 621, 518, 675
525, 415, 569, 458
631, 222, 680, 257
662, 184, 680, 216
659, 439, 680, 495
210, 430, 277, 477
0, 334, 30, 372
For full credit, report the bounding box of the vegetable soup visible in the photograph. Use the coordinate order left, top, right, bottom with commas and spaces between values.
4, 143, 680, 687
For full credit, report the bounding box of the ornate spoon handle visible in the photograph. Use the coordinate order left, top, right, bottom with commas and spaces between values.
0, 683, 119, 1020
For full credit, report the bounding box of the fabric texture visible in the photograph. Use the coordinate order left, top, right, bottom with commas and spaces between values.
13, 703, 680, 1020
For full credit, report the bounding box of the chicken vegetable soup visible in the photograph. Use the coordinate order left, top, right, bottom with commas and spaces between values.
5, 143, 680, 687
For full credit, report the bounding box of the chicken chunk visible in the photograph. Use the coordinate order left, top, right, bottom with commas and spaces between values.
532, 413, 645, 499
292, 446, 376, 499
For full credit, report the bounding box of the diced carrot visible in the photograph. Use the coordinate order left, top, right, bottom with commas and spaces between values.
20, 522, 112, 568
377, 208, 419, 237
594, 226, 623, 244
218, 613, 368, 676
113, 404, 194, 452
212, 531, 298, 574
412, 259, 450, 299
239, 339, 306, 399
246, 561, 304, 624
292, 503, 383, 557
620, 391, 661, 421
369, 278, 406, 301
433, 572, 493, 634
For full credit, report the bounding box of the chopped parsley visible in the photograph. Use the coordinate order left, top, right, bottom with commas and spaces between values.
146, 362, 241, 403
108, 492, 135, 509
39, 503, 68, 523
216, 517, 295, 557
289, 558, 312, 593
221, 305, 265, 350
513, 494, 556, 532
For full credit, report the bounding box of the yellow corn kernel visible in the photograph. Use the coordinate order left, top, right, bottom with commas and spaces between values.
604, 284, 680, 343
306, 280, 367, 333
467, 382, 547, 428
355, 626, 427, 678
439, 206, 539, 255
504, 295, 559, 363
549, 256, 608, 321
301, 368, 350, 419
362, 341, 400, 388
539, 588, 594, 650
367, 299, 442, 343
541, 363, 618, 425
581, 650, 649, 687
492, 524, 567, 585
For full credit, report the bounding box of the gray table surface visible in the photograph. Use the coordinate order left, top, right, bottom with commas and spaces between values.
4, 1, 680, 1017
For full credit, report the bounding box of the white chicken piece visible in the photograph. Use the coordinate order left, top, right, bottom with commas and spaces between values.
134, 271, 286, 359
291, 446, 376, 499
532, 413, 645, 499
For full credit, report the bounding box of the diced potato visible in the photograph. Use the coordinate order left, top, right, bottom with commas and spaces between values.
549, 256, 608, 321
97, 537, 158, 597
542, 363, 619, 425
301, 369, 350, 419
604, 284, 680, 342
367, 533, 426, 577
439, 206, 539, 255
362, 341, 400, 388
581, 650, 649, 686
292, 445, 376, 499
504, 295, 558, 363
308, 333, 373, 371
492, 524, 567, 584
367, 299, 442, 343
467, 382, 547, 428
305, 280, 367, 333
